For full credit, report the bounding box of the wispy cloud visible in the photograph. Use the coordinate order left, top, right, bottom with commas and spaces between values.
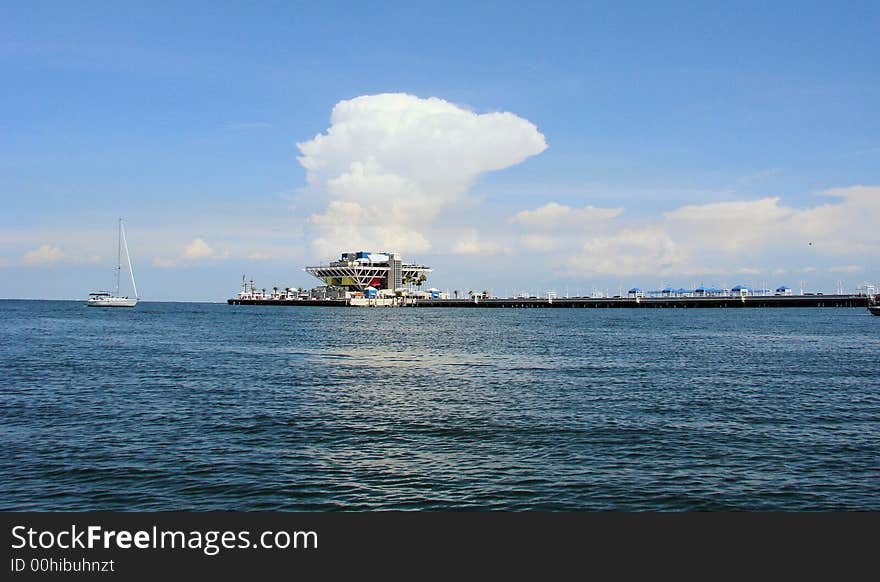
152, 238, 229, 268
247, 252, 273, 261
23, 244, 66, 265
851, 147, 880, 156
510, 202, 622, 230
508, 185, 880, 278
451, 229, 509, 256
20, 244, 100, 267
734, 167, 780, 187
223, 121, 272, 131
737, 267, 763, 275
828, 265, 862, 273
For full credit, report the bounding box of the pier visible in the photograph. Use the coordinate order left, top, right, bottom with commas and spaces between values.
228, 294, 869, 308
231, 251, 874, 310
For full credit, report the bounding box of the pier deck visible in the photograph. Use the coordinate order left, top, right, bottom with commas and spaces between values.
228, 294, 868, 308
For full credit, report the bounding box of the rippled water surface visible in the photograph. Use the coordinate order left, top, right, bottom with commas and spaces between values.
2, 300, 878, 510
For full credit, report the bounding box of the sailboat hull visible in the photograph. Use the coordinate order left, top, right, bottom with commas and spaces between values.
86, 297, 138, 307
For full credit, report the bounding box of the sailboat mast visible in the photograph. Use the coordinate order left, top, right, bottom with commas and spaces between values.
120, 219, 138, 299
116, 218, 122, 296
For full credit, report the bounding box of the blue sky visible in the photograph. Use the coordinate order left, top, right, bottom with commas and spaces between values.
2, 1, 878, 300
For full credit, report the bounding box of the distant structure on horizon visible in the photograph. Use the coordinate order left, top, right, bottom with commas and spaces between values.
305, 251, 432, 293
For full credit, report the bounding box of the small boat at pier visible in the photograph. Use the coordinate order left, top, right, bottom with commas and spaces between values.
869, 295, 880, 316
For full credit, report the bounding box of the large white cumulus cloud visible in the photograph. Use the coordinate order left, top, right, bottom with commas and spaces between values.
297, 93, 547, 256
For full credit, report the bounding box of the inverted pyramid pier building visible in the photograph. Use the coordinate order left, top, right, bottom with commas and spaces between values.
305, 251, 432, 291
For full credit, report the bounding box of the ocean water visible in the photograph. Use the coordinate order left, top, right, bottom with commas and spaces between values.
1, 300, 878, 511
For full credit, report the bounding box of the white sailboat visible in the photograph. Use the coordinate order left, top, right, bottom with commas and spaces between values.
87, 218, 139, 307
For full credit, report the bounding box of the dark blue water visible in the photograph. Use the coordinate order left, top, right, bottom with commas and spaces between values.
1, 300, 878, 510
